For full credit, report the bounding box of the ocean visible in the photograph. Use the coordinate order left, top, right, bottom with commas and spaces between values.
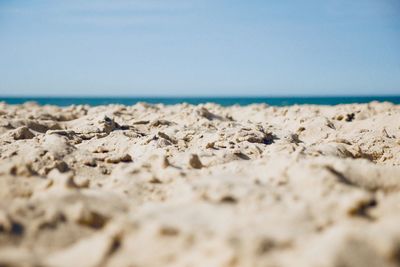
1, 96, 400, 106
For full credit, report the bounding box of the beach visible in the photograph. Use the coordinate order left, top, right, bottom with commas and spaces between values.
1, 101, 400, 267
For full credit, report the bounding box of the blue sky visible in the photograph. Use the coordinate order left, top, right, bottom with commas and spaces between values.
0, 0, 399, 96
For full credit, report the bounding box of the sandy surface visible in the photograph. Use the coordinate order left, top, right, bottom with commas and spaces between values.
0, 101, 400, 267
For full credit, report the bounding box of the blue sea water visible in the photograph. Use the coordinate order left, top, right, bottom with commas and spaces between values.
0, 96, 399, 106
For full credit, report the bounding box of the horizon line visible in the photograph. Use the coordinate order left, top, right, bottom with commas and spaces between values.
1, 94, 400, 98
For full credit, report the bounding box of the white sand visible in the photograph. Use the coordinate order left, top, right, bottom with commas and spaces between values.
0, 101, 400, 267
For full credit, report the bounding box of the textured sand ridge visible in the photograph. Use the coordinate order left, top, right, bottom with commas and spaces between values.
0, 101, 400, 267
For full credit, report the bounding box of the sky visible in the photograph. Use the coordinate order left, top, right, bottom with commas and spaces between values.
0, 0, 399, 96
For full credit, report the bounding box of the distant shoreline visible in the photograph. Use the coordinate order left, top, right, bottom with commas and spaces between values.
1, 96, 400, 106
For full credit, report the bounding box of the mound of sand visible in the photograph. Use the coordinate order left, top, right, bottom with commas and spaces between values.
0, 101, 400, 267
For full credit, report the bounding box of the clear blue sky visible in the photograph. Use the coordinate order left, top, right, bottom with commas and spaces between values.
0, 0, 399, 96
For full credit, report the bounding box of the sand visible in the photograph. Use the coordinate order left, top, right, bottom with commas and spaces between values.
0, 101, 400, 267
